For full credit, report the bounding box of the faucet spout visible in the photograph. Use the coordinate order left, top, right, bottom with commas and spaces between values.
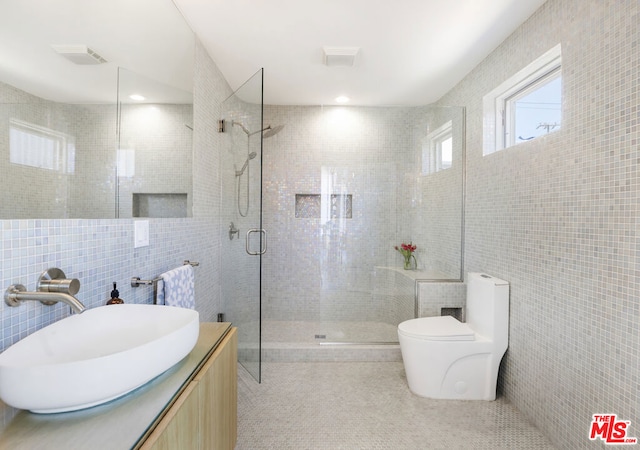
5, 284, 86, 314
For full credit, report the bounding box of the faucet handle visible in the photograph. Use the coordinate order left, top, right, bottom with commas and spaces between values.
37, 268, 80, 295
4, 284, 26, 307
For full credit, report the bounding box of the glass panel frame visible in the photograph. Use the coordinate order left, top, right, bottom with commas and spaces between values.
220, 68, 264, 382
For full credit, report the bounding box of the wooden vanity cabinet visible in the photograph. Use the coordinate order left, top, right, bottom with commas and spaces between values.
140, 327, 238, 450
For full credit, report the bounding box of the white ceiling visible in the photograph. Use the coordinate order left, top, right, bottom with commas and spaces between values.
0, 0, 194, 104
173, 0, 548, 106
0, 0, 547, 106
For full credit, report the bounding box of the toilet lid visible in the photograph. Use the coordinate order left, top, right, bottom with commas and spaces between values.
398, 316, 475, 341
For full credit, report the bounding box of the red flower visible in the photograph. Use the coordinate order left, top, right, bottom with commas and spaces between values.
395, 242, 416, 256
400, 243, 416, 253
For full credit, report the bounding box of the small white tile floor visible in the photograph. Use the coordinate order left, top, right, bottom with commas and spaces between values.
236, 361, 557, 450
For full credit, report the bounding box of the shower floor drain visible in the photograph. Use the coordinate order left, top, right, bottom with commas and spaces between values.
314, 334, 326, 339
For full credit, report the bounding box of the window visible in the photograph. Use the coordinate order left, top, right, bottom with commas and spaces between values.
9, 119, 75, 173
117, 148, 136, 177
422, 120, 453, 175
483, 44, 562, 155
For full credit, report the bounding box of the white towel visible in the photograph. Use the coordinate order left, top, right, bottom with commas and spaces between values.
156, 265, 195, 309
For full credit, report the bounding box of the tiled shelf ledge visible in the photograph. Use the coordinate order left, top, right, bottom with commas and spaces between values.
374, 266, 454, 281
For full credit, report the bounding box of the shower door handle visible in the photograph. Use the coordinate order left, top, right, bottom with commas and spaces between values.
246, 229, 267, 255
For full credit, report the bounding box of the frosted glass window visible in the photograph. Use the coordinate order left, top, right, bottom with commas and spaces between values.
9, 119, 75, 173
117, 149, 136, 177
440, 135, 452, 169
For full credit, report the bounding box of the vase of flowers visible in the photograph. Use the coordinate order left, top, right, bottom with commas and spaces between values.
395, 243, 417, 270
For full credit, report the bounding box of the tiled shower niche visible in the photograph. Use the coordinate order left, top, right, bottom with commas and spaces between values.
294, 194, 352, 219
132, 193, 188, 218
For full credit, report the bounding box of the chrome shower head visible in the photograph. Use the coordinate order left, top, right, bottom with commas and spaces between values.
232, 121, 284, 138
262, 124, 284, 138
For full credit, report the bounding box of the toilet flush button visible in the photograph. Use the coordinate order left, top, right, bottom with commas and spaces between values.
455, 381, 467, 394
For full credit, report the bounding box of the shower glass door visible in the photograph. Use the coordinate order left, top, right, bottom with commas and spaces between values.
260, 105, 465, 349
220, 69, 264, 382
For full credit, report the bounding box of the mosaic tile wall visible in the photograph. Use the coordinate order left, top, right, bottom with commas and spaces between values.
406, 106, 465, 279
371, 267, 417, 325
0, 40, 230, 353
261, 105, 464, 326
118, 103, 193, 218
261, 106, 405, 322
0, 82, 193, 221
69, 104, 118, 218
0, 84, 116, 219
418, 281, 465, 319
438, 1, 640, 448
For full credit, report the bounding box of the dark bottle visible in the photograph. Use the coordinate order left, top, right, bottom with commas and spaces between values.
106, 282, 124, 305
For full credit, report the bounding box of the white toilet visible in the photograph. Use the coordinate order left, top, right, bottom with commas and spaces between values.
398, 272, 509, 400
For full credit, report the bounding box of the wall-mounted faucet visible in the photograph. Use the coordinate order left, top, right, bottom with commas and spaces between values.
4, 268, 86, 314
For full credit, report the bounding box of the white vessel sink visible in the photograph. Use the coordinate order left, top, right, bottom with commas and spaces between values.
0, 304, 199, 413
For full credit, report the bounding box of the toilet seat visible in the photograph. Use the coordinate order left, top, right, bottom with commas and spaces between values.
398, 316, 475, 341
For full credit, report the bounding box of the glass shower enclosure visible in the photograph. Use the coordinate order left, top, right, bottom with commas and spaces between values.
221, 74, 465, 375
259, 105, 465, 352
220, 69, 264, 382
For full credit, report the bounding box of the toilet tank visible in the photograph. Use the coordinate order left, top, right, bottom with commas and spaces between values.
465, 273, 509, 343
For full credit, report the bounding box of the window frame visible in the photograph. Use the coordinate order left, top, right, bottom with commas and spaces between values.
9, 118, 75, 173
504, 66, 561, 147
483, 44, 562, 155
422, 120, 453, 175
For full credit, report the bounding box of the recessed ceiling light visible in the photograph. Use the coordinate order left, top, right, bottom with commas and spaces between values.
129, 94, 145, 101
335, 96, 350, 103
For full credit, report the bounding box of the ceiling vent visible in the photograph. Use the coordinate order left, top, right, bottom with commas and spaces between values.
322, 47, 360, 67
51, 45, 108, 65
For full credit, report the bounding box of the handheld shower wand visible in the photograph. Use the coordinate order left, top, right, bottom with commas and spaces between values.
235, 152, 257, 177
